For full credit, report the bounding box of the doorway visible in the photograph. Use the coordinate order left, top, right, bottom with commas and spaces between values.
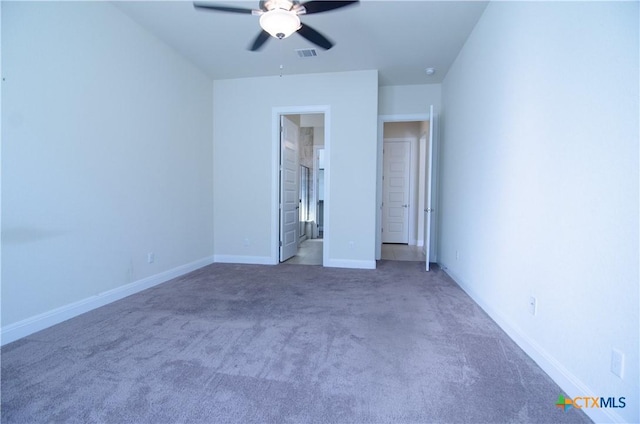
275, 109, 328, 265
377, 115, 438, 265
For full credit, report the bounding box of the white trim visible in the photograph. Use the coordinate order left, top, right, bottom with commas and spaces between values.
1, 256, 215, 346
417, 132, 428, 247
440, 263, 626, 424
213, 255, 276, 265
312, 145, 324, 239
324, 258, 376, 270
272, 106, 330, 266
429, 111, 440, 264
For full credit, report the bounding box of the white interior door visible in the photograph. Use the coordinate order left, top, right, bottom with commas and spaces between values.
424, 105, 435, 271
280, 116, 299, 262
382, 140, 411, 243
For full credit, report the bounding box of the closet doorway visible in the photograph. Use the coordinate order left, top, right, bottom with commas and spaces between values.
377, 112, 438, 268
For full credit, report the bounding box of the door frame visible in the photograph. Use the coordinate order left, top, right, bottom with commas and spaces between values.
377, 113, 436, 260
312, 145, 324, 239
272, 105, 331, 265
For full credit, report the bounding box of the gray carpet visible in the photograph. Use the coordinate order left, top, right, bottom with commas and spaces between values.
1, 261, 591, 423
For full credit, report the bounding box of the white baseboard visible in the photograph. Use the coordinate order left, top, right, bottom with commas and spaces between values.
213, 255, 277, 265
324, 258, 376, 269
439, 262, 626, 424
213, 255, 375, 270
1, 256, 215, 346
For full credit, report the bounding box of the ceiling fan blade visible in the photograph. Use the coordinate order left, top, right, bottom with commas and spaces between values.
297, 23, 333, 50
299, 1, 358, 15
193, 2, 255, 14
249, 30, 271, 51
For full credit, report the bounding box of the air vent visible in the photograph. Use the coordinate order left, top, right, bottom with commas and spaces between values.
296, 48, 318, 58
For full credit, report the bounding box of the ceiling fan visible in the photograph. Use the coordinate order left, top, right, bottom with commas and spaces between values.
193, 0, 359, 51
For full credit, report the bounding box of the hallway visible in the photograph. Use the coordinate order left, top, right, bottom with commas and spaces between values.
282, 239, 323, 265
381, 244, 426, 261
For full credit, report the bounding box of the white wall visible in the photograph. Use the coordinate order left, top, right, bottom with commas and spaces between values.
378, 84, 441, 116
440, 2, 638, 423
300, 113, 324, 128
1, 2, 214, 336
212, 70, 378, 268
313, 127, 325, 147
383, 121, 422, 140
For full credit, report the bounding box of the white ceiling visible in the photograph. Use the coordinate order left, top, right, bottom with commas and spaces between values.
114, 0, 488, 86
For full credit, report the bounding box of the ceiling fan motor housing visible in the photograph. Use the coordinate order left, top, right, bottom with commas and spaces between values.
259, 7, 301, 39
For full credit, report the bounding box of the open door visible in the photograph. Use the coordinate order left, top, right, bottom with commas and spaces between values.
280, 116, 299, 262
424, 105, 435, 271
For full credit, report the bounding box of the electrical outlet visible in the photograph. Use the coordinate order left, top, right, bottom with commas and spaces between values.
243, 238, 250, 247
528, 296, 537, 316
455, 250, 459, 260
147, 252, 155, 264
611, 349, 625, 378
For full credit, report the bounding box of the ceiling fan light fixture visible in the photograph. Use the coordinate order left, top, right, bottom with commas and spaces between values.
259, 9, 301, 39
